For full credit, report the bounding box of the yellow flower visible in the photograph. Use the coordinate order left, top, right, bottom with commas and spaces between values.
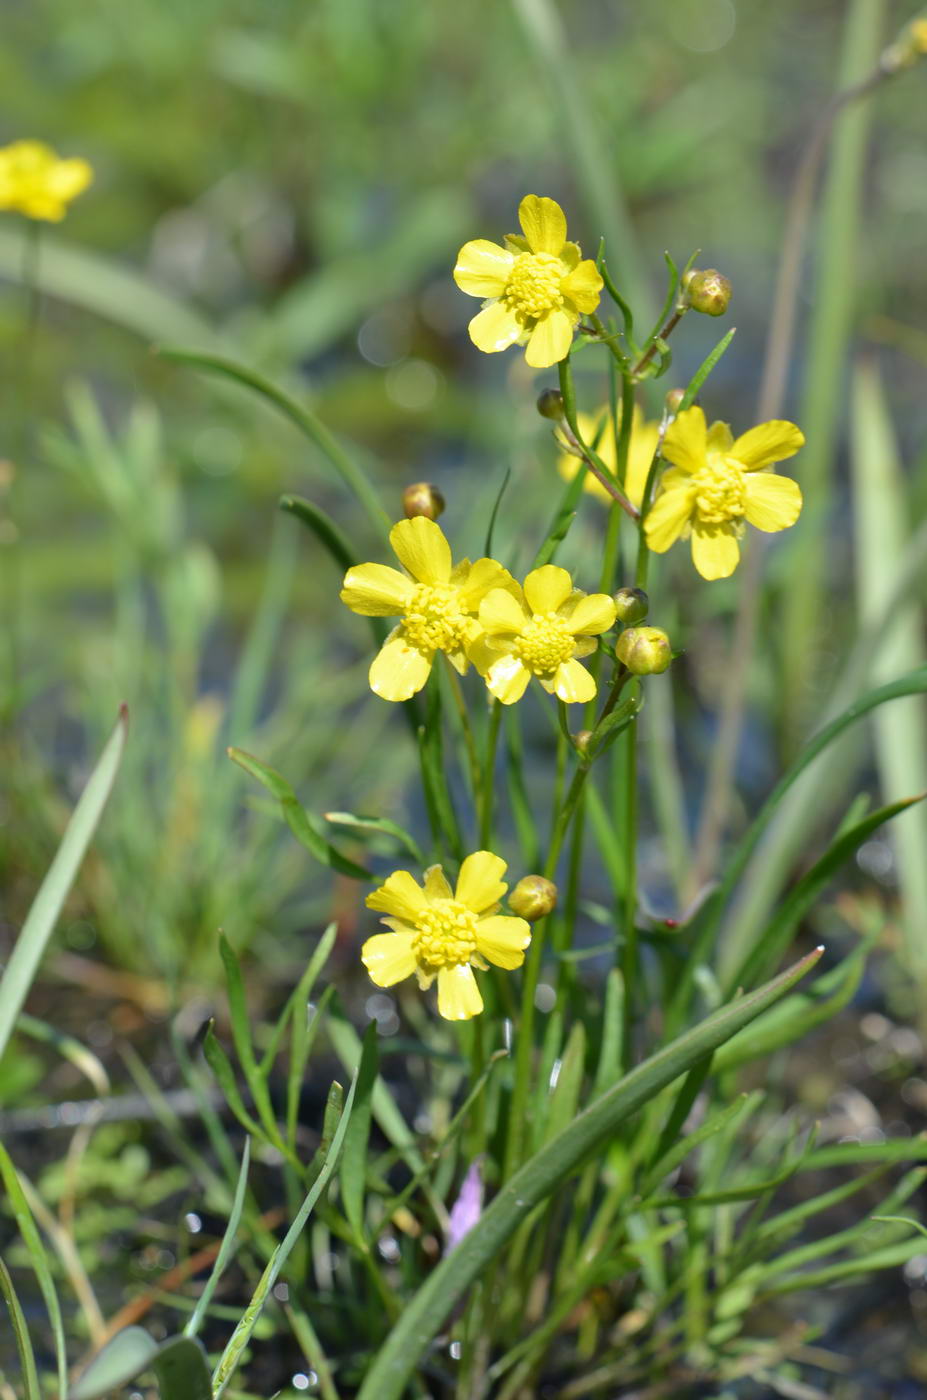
0, 141, 93, 222
340, 517, 513, 702
362, 852, 531, 1020
474, 564, 616, 705
557, 404, 661, 507
644, 406, 804, 580
454, 195, 603, 369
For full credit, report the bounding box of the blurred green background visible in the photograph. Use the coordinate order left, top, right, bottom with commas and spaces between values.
2, 0, 926, 982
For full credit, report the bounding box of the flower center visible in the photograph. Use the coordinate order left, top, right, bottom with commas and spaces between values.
413, 899, 478, 969
692, 457, 747, 525
515, 612, 576, 675
504, 253, 564, 320
402, 583, 470, 655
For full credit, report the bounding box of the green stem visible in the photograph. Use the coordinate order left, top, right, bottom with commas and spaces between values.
479, 700, 503, 847
443, 659, 481, 810
558, 359, 640, 520
620, 720, 639, 1071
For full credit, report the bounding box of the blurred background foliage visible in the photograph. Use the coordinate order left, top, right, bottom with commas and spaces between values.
2, 0, 926, 977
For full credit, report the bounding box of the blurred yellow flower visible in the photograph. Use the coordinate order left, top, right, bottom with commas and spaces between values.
454, 195, 603, 369
340, 517, 514, 702
474, 564, 616, 705
645, 406, 804, 580
362, 851, 531, 1020
557, 404, 661, 508
0, 141, 93, 222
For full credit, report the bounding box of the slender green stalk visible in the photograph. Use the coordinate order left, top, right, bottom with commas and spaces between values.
479, 700, 503, 846
620, 721, 639, 1071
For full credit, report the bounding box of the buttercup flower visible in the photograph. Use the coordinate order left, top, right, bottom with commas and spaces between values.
557, 405, 661, 508
475, 564, 617, 705
340, 517, 513, 702
362, 851, 531, 1020
454, 195, 603, 369
645, 406, 804, 580
0, 141, 93, 222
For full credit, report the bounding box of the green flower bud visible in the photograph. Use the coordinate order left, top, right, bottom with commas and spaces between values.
616, 626, 672, 675
402, 481, 445, 521
509, 875, 558, 922
536, 388, 565, 421
683, 269, 732, 318
613, 586, 649, 625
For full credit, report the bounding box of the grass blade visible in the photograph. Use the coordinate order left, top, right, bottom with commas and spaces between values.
356, 948, 822, 1400
184, 1139, 251, 1340
0, 1254, 41, 1399
0, 1144, 67, 1397
0, 705, 128, 1066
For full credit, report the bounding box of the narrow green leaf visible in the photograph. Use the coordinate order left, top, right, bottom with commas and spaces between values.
0, 1144, 67, 1397
357, 949, 822, 1399
0, 706, 128, 1066
641, 1093, 761, 1200
184, 1139, 251, 1340
261, 925, 336, 1080
715, 933, 873, 1071
592, 970, 624, 1097
324, 812, 424, 865
211, 1069, 358, 1396
340, 1024, 380, 1243
543, 1023, 586, 1145
762, 1236, 927, 1297
279, 493, 360, 576
851, 356, 927, 975
678, 327, 737, 411
485, 466, 512, 558
287, 980, 335, 1149
730, 794, 924, 992
157, 347, 390, 541
202, 1023, 266, 1142
532, 468, 585, 568
218, 936, 277, 1141
0, 1254, 41, 1400
228, 747, 371, 879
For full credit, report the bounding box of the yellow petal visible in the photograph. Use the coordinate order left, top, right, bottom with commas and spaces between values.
644, 481, 696, 553
455, 850, 508, 912
366, 870, 428, 920
457, 557, 514, 610
369, 629, 433, 701
340, 562, 414, 616
453, 239, 514, 297
691, 524, 741, 580
662, 405, 707, 474
731, 420, 805, 471
566, 592, 616, 636
572, 635, 598, 659
437, 964, 484, 1020
47, 157, 93, 203
518, 194, 567, 254
525, 309, 575, 369
486, 653, 532, 704
743, 472, 803, 532
561, 259, 603, 314
553, 658, 597, 704
707, 420, 734, 453
479, 587, 529, 635
475, 915, 531, 969
424, 864, 454, 900
468, 301, 523, 354
389, 516, 452, 584
523, 564, 573, 615
361, 931, 417, 987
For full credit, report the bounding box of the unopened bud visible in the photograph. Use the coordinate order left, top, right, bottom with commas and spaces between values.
616, 626, 672, 675
573, 729, 594, 757
402, 482, 445, 521
509, 875, 558, 922
613, 586, 649, 625
683, 269, 732, 318
536, 388, 565, 421
664, 387, 685, 415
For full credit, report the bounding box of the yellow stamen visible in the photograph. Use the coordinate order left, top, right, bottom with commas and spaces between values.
413, 900, 479, 969
515, 612, 575, 675
401, 583, 470, 654
504, 253, 564, 320
692, 459, 747, 525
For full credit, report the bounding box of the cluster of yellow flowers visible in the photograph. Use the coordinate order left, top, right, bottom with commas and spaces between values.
0, 140, 92, 222
341, 517, 617, 705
